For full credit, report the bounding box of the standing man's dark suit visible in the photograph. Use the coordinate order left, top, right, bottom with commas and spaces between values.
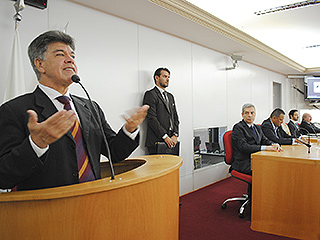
143, 86, 179, 153
0, 30, 148, 191
300, 119, 320, 134
0, 87, 139, 191
231, 120, 273, 174
261, 118, 293, 145
287, 120, 301, 138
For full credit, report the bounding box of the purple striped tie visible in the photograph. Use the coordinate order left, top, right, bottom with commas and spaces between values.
56, 96, 95, 183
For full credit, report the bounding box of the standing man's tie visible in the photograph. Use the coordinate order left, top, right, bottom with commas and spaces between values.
163, 91, 173, 130
56, 96, 95, 183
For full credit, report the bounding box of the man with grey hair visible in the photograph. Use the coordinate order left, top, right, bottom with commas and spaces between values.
231, 103, 282, 175
0, 30, 149, 191
261, 108, 295, 145
300, 112, 320, 134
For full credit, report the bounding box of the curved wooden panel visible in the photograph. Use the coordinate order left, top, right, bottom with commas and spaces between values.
0, 155, 182, 240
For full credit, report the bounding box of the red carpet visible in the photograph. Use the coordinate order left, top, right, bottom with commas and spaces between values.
179, 177, 298, 240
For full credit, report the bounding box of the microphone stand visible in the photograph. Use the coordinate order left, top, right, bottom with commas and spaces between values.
299, 127, 312, 154
295, 137, 311, 153
71, 75, 115, 180
309, 134, 311, 153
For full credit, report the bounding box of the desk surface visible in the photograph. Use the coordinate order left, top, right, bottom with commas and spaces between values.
251, 145, 320, 240
252, 143, 320, 162
0, 155, 181, 202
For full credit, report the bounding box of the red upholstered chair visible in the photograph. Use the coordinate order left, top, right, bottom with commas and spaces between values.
221, 130, 252, 218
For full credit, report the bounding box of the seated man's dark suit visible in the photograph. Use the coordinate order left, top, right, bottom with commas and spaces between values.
143, 87, 179, 152
261, 118, 293, 145
0, 87, 139, 191
300, 119, 320, 134
287, 120, 301, 138
231, 119, 273, 175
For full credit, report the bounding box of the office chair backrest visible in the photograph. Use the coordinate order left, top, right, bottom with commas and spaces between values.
223, 130, 233, 165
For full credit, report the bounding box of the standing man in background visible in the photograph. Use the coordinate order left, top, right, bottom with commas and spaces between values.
143, 67, 180, 155
287, 109, 302, 137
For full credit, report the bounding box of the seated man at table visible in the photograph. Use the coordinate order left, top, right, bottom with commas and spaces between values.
261, 108, 295, 145
231, 103, 282, 175
287, 109, 302, 138
300, 112, 320, 134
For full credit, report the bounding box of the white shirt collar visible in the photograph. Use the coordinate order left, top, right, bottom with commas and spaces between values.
245, 122, 254, 128
39, 83, 71, 101
155, 85, 165, 94
270, 118, 277, 130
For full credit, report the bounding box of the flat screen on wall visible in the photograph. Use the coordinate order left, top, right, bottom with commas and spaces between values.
305, 76, 320, 100
26, 0, 47, 9
12, 0, 48, 10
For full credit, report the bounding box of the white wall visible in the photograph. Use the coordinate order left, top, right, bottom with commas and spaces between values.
0, 0, 312, 195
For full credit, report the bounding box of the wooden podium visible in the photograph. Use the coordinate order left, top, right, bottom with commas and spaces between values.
0, 155, 182, 240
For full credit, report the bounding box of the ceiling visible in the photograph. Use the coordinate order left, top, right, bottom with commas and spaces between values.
187, 0, 320, 69
70, 0, 320, 76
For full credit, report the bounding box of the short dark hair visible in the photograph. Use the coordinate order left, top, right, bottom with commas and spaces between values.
288, 109, 298, 119
28, 30, 76, 80
270, 108, 285, 118
153, 67, 170, 83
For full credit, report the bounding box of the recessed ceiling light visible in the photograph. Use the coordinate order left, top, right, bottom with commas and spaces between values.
254, 0, 320, 15
305, 44, 320, 49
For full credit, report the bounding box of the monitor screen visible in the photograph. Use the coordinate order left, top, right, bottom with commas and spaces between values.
305, 77, 320, 100
25, 0, 47, 9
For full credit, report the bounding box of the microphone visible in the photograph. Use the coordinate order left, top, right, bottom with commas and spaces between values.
71, 74, 80, 83
299, 127, 310, 136
294, 138, 311, 148
71, 74, 115, 180
299, 127, 312, 153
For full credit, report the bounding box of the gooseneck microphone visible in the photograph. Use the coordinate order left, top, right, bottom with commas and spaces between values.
71, 74, 115, 180
298, 127, 312, 153
294, 138, 311, 148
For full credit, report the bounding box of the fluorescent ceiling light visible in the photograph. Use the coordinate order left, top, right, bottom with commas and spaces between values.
186, 0, 320, 69
254, 0, 320, 15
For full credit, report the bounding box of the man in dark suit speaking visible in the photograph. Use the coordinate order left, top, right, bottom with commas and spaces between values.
143, 68, 179, 154
0, 30, 149, 191
231, 103, 282, 175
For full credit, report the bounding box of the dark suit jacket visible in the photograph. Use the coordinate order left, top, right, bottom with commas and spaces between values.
287, 120, 301, 138
231, 120, 273, 174
142, 87, 179, 148
0, 87, 139, 191
300, 119, 320, 134
261, 118, 293, 145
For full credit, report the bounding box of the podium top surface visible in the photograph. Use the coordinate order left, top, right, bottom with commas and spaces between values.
0, 155, 182, 203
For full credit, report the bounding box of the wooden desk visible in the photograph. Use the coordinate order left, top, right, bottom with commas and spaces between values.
251, 145, 320, 240
301, 135, 319, 144
0, 155, 182, 240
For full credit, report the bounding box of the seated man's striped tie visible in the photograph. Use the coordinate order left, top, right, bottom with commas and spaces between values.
56, 96, 95, 183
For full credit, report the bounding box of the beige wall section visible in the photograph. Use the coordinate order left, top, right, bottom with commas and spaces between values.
0, 0, 312, 196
